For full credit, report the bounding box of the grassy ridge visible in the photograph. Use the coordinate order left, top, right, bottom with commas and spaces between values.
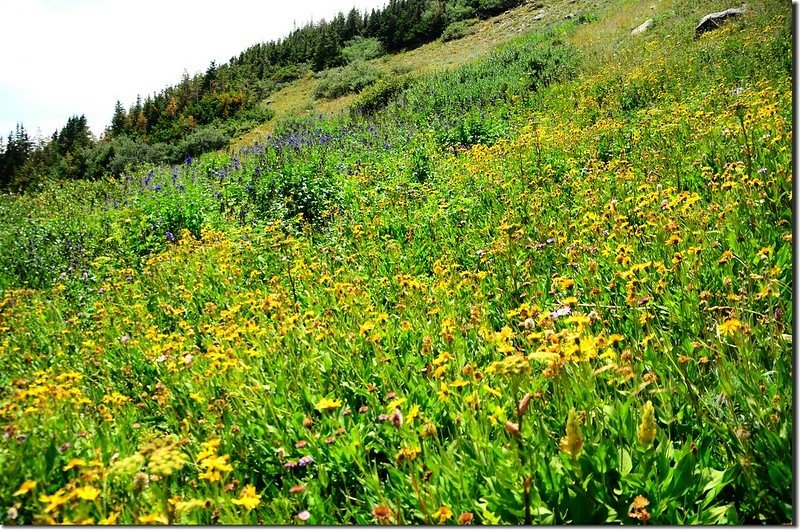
0, 0, 792, 524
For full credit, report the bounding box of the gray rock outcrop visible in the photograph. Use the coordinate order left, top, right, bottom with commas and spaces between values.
632, 18, 653, 35
695, 5, 747, 37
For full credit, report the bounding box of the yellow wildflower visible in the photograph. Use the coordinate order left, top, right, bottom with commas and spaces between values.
63, 458, 86, 471
315, 397, 342, 412
359, 321, 375, 335
13, 480, 37, 496
39, 491, 69, 513
74, 486, 101, 501
231, 485, 261, 510
718, 250, 734, 264
433, 505, 453, 523
436, 381, 450, 401
396, 446, 420, 464
174, 499, 208, 514
718, 318, 741, 336
138, 513, 169, 525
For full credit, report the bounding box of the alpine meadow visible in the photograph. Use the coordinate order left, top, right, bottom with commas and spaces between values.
0, 0, 793, 525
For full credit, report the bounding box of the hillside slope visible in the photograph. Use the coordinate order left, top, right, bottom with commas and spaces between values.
0, 0, 792, 524
233, 0, 604, 148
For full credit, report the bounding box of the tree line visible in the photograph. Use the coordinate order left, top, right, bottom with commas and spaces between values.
0, 0, 524, 190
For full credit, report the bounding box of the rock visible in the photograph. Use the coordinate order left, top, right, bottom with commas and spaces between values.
533, 11, 546, 21
631, 18, 653, 35
695, 5, 747, 37
565, 12, 576, 20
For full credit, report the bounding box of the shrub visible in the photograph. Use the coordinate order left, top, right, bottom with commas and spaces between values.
313, 61, 381, 100
107, 136, 171, 177
173, 125, 231, 161
445, 3, 477, 24
441, 18, 478, 42
253, 162, 339, 226
351, 75, 412, 117
439, 111, 506, 147
341, 37, 386, 64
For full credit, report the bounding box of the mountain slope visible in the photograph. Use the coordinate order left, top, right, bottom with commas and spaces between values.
0, 0, 792, 524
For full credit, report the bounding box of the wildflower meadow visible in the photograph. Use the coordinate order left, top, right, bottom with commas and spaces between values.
0, 0, 792, 524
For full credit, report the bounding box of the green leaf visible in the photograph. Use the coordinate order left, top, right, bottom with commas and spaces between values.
619, 448, 632, 476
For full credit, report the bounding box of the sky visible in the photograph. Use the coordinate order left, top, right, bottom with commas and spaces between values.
0, 0, 388, 140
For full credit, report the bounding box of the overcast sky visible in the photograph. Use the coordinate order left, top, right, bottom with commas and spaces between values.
0, 0, 388, 139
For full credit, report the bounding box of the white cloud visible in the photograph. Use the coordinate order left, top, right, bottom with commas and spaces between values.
0, 0, 388, 137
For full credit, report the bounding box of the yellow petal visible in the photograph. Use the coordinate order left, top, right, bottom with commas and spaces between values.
13, 480, 37, 496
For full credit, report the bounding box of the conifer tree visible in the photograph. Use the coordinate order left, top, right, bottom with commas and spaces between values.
111, 100, 126, 136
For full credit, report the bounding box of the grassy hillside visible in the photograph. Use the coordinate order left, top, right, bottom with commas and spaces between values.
233, 0, 600, 148
0, 0, 792, 524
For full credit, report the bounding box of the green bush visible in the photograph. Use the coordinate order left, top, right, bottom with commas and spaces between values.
173, 125, 231, 160
341, 37, 386, 64
441, 18, 479, 42
445, 3, 478, 24
253, 162, 340, 226
313, 61, 382, 100
351, 75, 412, 117
439, 111, 506, 147
107, 136, 171, 177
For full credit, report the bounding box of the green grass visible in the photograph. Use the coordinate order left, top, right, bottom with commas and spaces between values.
0, 0, 792, 524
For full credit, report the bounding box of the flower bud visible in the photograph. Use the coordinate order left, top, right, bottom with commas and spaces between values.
637, 400, 657, 446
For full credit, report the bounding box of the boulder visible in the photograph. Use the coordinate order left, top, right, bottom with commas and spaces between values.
533, 11, 546, 21
695, 5, 747, 37
631, 18, 653, 35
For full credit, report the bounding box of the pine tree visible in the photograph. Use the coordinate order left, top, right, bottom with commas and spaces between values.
0, 124, 33, 189
111, 100, 127, 136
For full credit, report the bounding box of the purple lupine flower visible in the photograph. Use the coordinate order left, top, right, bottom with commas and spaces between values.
166, 232, 175, 243
185, 156, 193, 165
298, 455, 314, 467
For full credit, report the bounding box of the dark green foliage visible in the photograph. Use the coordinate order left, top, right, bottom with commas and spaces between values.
439, 111, 506, 147
252, 161, 340, 227
0, 124, 33, 189
409, 147, 432, 183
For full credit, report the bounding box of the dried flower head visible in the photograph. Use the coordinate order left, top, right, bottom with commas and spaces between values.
390, 408, 403, 429
629, 495, 651, 523
371, 505, 392, 523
